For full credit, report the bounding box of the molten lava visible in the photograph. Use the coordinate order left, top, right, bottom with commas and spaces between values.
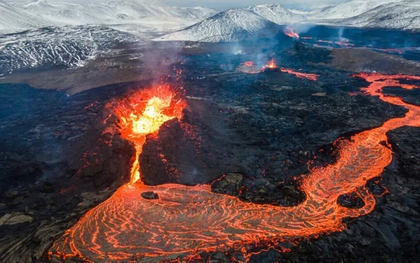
261, 59, 319, 81
49, 74, 420, 262
243, 61, 255, 67
265, 58, 277, 69
284, 27, 299, 39
237, 61, 260, 74
113, 84, 186, 184
280, 68, 319, 81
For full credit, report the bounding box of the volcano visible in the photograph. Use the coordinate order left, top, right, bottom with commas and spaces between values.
1, 23, 420, 263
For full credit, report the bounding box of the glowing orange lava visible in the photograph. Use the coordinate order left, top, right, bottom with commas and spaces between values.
238, 61, 260, 74
113, 84, 186, 184
241, 59, 319, 81
49, 74, 420, 262
243, 61, 255, 67
280, 68, 319, 81
265, 58, 277, 69
284, 27, 299, 39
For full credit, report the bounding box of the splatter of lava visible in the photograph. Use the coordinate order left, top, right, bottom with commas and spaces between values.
284, 27, 299, 39
49, 74, 420, 262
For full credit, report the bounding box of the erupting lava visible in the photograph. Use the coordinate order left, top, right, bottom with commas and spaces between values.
49, 74, 420, 262
265, 58, 277, 69
284, 27, 299, 39
258, 59, 319, 81
113, 84, 186, 184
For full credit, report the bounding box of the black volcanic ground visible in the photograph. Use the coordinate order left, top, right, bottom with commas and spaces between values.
1, 27, 420, 262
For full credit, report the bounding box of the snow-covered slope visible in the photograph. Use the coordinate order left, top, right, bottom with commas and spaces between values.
0, 26, 138, 75
341, 1, 420, 30
10, 0, 217, 26
309, 0, 402, 20
155, 9, 281, 42
1, 0, 217, 35
0, 0, 49, 33
247, 4, 305, 25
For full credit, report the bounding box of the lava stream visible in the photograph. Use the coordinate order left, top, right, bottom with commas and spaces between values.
238, 59, 319, 81
50, 74, 420, 262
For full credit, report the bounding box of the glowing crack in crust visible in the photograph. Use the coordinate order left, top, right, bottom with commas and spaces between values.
49, 74, 420, 262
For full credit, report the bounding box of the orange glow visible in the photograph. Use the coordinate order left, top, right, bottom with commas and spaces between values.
239, 59, 319, 81
49, 74, 420, 262
265, 58, 277, 69
238, 61, 260, 74
113, 84, 186, 184
243, 61, 255, 67
280, 68, 319, 81
284, 27, 299, 39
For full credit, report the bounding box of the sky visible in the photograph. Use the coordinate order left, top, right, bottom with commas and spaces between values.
5, 0, 349, 10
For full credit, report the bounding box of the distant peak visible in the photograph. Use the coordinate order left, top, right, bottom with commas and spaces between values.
30, 0, 47, 3
251, 3, 284, 9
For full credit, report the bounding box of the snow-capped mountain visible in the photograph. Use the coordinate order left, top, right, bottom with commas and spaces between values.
1, 0, 217, 35
155, 9, 281, 42
340, 1, 420, 30
11, 0, 217, 25
247, 4, 305, 24
155, 4, 306, 43
306, 0, 420, 31
308, 0, 402, 20
0, 26, 138, 75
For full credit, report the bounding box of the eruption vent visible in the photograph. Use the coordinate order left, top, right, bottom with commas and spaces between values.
284, 27, 299, 39
113, 84, 186, 184
265, 58, 277, 69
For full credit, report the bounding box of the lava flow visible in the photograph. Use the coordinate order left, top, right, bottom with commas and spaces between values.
279, 68, 319, 81
260, 59, 319, 81
49, 74, 420, 262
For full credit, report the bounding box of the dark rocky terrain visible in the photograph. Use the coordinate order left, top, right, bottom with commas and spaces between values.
0, 33, 419, 263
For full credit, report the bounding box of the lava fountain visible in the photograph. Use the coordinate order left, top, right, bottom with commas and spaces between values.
112, 84, 186, 184
49, 74, 420, 262
264, 58, 277, 69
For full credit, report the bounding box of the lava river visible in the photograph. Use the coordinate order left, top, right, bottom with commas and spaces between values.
49, 74, 420, 262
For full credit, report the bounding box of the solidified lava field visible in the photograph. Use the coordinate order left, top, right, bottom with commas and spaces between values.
1, 27, 420, 263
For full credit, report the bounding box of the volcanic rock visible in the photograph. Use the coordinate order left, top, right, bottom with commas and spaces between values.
0, 82, 136, 262
211, 173, 244, 196
141, 191, 159, 200
0, 213, 33, 226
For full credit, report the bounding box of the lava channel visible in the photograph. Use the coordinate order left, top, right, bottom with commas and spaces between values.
49, 74, 420, 262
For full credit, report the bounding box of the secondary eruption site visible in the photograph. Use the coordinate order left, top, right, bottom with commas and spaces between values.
49, 73, 420, 262
239, 59, 319, 81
